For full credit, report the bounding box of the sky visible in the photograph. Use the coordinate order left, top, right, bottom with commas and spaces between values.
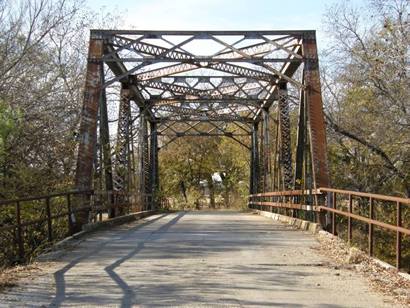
84, 0, 368, 50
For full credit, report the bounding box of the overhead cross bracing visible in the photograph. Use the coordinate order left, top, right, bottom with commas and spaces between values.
101, 30, 303, 124
75, 30, 330, 216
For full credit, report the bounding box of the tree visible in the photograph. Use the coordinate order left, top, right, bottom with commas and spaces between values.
322, 0, 410, 196
0, 0, 122, 198
217, 136, 250, 207
159, 131, 250, 209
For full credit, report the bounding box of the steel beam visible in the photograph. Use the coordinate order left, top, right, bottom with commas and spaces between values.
278, 83, 293, 190
93, 29, 311, 36
250, 123, 260, 194
104, 57, 302, 63
74, 37, 103, 226
303, 32, 330, 188
99, 66, 114, 217
294, 78, 305, 189
114, 85, 132, 194
159, 132, 251, 137
262, 108, 271, 192
150, 121, 159, 209
254, 42, 303, 120
139, 109, 150, 210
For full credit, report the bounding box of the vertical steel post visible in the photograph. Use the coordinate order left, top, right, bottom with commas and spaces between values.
139, 108, 150, 210
348, 194, 352, 243
128, 116, 137, 210
250, 123, 260, 194
294, 79, 305, 190
114, 85, 132, 215
272, 113, 280, 191
259, 116, 264, 194
249, 134, 255, 196
369, 197, 374, 256
396, 201, 402, 269
302, 31, 330, 189
331, 192, 336, 235
74, 33, 103, 227
262, 108, 270, 193
278, 82, 293, 190
99, 65, 114, 217
303, 31, 330, 230
150, 121, 158, 209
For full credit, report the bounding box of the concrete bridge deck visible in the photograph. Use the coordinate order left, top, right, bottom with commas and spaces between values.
0, 211, 396, 307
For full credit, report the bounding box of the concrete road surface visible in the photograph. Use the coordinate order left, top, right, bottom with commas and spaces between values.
0, 211, 397, 307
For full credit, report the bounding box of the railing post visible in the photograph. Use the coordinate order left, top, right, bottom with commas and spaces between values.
66, 194, 74, 235
396, 201, 402, 270
368, 197, 374, 256
45, 197, 52, 242
331, 192, 336, 235
15, 201, 25, 262
348, 194, 352, 244
318, 192, 327, 230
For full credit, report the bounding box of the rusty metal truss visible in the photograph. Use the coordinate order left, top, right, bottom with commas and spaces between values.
74, 30, 330, 220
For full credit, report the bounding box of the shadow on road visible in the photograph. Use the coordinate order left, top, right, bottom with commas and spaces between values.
49, 213, 171, 307
104, 212, 186, 308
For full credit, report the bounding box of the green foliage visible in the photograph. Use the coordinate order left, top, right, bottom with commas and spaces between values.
159, 132, 249, 209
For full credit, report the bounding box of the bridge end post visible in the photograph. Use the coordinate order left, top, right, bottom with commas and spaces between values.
74, 32, 104, 229
302, 31, 330, 229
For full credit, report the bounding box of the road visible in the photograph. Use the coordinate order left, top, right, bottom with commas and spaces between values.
0, 211, 396, 307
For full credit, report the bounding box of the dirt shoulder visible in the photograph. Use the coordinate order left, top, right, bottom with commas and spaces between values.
0, 262, 45, 291
314, 230, 410, 307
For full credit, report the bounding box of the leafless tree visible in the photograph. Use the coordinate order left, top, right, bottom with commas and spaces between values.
322, 0, 410, 196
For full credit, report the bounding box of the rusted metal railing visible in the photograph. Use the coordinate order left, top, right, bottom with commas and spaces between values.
0, 190, 92, 263
249, 187, 410, 270
0, 190, 158, 265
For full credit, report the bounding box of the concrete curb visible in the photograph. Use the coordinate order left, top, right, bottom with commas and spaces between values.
38, 210, 160, 260
254, 209, 321, 234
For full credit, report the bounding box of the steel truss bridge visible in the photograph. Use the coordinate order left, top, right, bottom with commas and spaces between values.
0, 30, 408, 273
75, 29, 328, 214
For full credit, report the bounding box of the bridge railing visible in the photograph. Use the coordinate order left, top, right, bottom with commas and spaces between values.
249, 187, 410, 271
0, 190, 92, 265
0, 190, 159, 267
